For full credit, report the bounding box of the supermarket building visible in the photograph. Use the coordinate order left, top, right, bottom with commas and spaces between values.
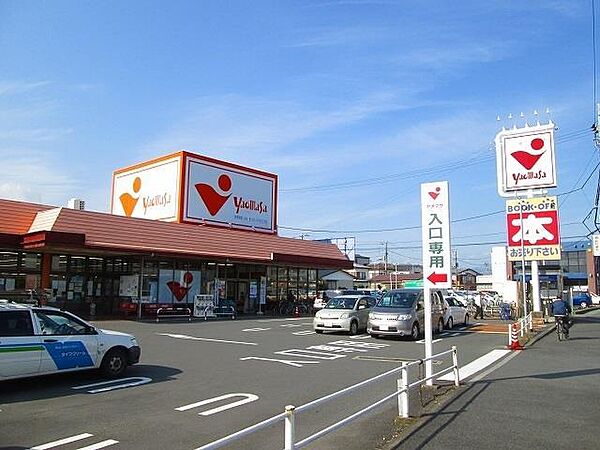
0, 151, 351, 317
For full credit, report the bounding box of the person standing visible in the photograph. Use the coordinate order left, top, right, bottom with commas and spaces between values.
474, 293, 484, 320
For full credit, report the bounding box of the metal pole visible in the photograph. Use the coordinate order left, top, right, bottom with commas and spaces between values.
532, 260, 541, 312
519, 196, 527, 320
398, 362, 409, 418
284, 405, 296, 450
424, 285, 433, 386
137, 256, 144, 320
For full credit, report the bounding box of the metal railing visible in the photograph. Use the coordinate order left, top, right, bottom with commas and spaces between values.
508, 312, 533, 347
196, 346, 460, 450
155, 307, 192, 323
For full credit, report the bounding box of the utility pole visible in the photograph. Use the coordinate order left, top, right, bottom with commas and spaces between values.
384, 241, 388, 272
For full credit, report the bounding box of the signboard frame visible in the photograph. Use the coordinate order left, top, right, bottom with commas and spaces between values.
494, 122, 557, 197
505, 196, 561, 261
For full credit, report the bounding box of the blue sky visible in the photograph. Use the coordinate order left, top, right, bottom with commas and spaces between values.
1, 0, 598, 271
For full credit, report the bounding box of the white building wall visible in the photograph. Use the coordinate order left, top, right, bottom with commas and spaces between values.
491, 246, 509, 294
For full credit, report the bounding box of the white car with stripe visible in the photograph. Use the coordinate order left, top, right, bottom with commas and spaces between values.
0, 302, 140, 381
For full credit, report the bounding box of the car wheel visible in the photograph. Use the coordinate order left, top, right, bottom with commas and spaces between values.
410, 323, 420, 341
100, 348, 127, 379
447, 317, 454, 329
464, 314, 469, 325
580, 302, 588, 309
349, 321, 358, 335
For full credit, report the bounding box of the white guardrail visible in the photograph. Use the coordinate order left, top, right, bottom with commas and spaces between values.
155, 307, 192, 323
196, 346, 460, 450
508, 312, 533, 347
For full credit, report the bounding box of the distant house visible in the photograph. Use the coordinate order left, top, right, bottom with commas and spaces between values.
318, 269, 355, 290
456, 268, 481, 290
348, 254, 371, 288
367, 273, 422, 290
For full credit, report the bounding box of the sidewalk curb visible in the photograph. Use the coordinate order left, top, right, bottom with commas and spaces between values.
523, 324, 555, 347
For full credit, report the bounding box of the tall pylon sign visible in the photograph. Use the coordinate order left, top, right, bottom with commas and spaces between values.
495, 121, 557, 197
494, 117, 560, 317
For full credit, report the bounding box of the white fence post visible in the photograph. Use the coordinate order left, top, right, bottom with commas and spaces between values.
520, 318, 524, 337
284, 405, 296, 450
451, 346, 460, 387
508, 323, 512, 347
397, 362, 409, 418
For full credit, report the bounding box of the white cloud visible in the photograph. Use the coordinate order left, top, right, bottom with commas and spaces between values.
0, 80, 51, 97
139, 91, 412, 167
286, 26, 393, 48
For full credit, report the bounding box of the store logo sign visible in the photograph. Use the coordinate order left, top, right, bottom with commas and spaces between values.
119, 177, 142, 217
195, 174, 232, 216
167, 272, 194, 301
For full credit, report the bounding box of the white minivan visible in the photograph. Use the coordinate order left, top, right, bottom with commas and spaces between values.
0, 302, 140, 381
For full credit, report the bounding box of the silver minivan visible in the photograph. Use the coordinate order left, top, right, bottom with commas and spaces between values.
313, 295, 374, 335
367, 289, 445, 340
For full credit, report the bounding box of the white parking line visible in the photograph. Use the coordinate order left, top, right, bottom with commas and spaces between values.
176, 393, 259, 416
72, 377, 152, 394
415, 338, 443, 344
280, 324, 302, 328
31, 434, 94, 450
157, 333, 257, 346
77, 440, 119, 450
293, 330, 316, 336
257, 318, 305, 322
438, 348, 511, 381
242, 327, 271, 332
348, 334, 371, 339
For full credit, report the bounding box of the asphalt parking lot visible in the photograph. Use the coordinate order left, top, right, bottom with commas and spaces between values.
0, 317, 509, 450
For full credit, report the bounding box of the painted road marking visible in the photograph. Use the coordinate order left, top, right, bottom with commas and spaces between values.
292, 330, 316, 336
240, 357, 320, 368
257, 318, 305, 322
240, 339, 389, 368
242, 327, 271, 332
31, 433, 94, 450
349, 334, 371, 339
447, 329, 506, 335
275, 349, 347, 360
77, 440, 119, 450
328, 340, 389, 349
439, 348, 511, 382
157, 333, 257, 346
176, 393, 259, 416
280, 324, 302, 328
415, 338, 443, 344
450, 333, 461, 337
72, 377, 152, 394
307, 344, 368, 353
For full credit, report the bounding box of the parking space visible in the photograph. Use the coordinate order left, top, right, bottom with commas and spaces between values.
0, 317, 509, 450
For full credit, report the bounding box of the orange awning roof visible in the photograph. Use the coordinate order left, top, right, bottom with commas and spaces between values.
0, 198, 351, 269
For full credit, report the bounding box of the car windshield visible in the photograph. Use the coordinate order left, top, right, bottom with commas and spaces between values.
377, 291, 418, 308
325, 297, 357, 310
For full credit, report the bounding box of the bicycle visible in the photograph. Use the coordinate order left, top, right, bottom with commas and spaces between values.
555, 315, 569, 341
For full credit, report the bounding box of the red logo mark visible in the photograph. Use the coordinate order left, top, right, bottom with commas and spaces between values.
167, 272, 194, 302
428, 186, 441, 200
511, 138, 545, 170
195, 174, 232, 216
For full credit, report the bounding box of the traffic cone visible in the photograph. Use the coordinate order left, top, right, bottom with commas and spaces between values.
507, 323, 524, 350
